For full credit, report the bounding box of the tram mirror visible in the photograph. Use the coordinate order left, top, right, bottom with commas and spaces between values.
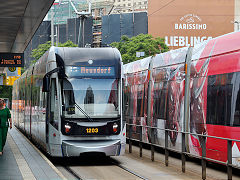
42, 75, 50, 92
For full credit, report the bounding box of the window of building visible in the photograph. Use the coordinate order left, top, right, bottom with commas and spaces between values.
138, 2, 141, 5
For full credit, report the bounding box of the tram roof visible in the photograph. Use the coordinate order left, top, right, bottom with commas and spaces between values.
55, 47, 121, 66
123, 56, 152, 74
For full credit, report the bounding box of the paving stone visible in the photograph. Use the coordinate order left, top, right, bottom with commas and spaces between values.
0, 128, 64, 180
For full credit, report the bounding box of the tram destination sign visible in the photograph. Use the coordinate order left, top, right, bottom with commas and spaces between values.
66, 66, 115, 77
0, 53, 24, 67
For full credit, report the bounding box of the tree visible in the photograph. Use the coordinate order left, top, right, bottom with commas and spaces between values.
111, 34, 169, 64
0, 86, 12, 103
31, 40, 78, 65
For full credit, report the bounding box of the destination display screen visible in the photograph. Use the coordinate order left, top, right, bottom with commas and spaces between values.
0, 53, 24, 67
65, 66, 115, 77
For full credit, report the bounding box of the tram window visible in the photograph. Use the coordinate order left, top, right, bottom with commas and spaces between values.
123, 86, 130, 116
129, 90, 134, 117
233, 73, 240, 126
206, 73, 233, 126
153, 83, 161, 118
62, 79, 75, 112
124, 92, 128, 116
153, 82, 168, 120
136, 84, 145, 117
50, 79, 59, 129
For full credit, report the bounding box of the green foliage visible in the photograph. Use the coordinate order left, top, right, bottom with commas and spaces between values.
21, 67, 25, 74
0, 86, 12, 102
111, 34, 169, 64
31, 40, 78, 65
60, 40, 78, 47
31, 41, 52, 64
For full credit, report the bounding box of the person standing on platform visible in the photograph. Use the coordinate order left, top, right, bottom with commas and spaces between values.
0, 98, 12, 155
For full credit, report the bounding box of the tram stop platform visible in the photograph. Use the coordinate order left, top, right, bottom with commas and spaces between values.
1, 127, 240, 180
0, 127, 65, 180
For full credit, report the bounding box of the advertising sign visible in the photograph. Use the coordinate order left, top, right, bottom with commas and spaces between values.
6, 67, 21, 77
148, 0, 235, 49
165, 14, 213, 47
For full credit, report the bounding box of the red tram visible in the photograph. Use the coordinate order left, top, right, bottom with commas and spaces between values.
123, 31, 240, 167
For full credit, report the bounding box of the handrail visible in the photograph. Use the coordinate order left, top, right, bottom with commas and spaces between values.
126, 123, 238, 180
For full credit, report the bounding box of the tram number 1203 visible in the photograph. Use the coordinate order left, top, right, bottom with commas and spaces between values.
86, 128, 99, 134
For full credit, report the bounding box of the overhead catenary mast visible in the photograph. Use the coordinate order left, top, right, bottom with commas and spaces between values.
69, 0, 91, 47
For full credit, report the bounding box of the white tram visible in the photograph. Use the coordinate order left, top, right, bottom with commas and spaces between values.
12, 47, 126, 157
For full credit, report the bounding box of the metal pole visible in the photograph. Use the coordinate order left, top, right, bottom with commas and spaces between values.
151, 127, 154, 161
51, 9, 54, 46
201, 136, 206, 180
151, 143, 154, 161
139, 141, 142, 157
55, 26, 58, 47
182, 132, 186, 173
147, 58, 153, 161
78, 16, 82, 47
183, 47, 193, 152
165, 129, 169, 166
227, 140, 232, 180
69, 0, 90, 47
147, 57, 153, 148
139, 125, 143, 157
129, 124, 132, 153
132, 0, 134, 36
82, 17, 85, 47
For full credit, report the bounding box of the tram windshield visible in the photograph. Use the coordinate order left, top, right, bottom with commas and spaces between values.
62, 78, 119, 119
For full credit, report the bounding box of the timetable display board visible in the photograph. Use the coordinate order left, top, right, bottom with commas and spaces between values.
0, 53, 24, 67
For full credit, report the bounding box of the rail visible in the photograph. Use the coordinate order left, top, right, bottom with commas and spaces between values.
126, 123, 240, 180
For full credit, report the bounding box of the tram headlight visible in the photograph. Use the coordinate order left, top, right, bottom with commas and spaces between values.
65, 124, 71, 133
113, 123, 118, 133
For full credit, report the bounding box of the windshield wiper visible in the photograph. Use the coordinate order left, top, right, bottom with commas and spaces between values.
74, 103, 94, 122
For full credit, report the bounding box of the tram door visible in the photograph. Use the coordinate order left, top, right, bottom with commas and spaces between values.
47, 78, 61, 145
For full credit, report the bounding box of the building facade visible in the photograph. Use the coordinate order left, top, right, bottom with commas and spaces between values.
148, 0, 240, 49
47, 0, 86, 24
112, 0, 148, 13
102, 12, 148, 45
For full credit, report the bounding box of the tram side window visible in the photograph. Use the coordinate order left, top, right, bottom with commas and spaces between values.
123, 86, 129, 116
50, 79, 59, 129
233, 73, 240, 126
153, 83, 161, 118
136, 84, 145, 117
206, 73, 233, 126
153, 82, 168, 120
129, 87, 134, 117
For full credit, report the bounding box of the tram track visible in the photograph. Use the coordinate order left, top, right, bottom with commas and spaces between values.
63, 166, 84, 180
111, 160, 148, 180
59, 157, 148, 180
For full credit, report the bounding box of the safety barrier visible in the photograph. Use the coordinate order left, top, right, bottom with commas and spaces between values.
126, 123, 240, 180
